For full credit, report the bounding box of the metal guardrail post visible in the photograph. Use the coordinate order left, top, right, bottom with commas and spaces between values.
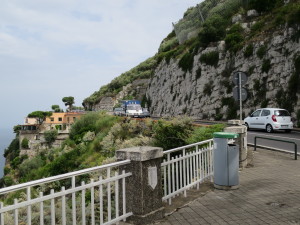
254, 136, 297, 160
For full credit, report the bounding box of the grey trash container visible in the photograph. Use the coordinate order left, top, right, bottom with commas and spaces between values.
213, 132, 239, 190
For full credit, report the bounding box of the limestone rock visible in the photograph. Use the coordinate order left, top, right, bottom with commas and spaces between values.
232, 14, 243, 23
146, 26, 300, 120
247, 10, 259, 18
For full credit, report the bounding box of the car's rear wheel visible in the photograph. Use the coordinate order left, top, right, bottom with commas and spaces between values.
266, 124, 273, 133
245, 122, 249, 131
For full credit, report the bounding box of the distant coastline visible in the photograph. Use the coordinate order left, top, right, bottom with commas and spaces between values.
0, 128, 14, 178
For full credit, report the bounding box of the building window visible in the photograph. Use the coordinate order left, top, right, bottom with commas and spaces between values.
58, 117, 62, 122
50, 117, 54, 122
73, 117, 76, 122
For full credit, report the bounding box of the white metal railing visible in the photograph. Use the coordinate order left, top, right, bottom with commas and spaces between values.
161, 139, 214, 204
0, 160, 132, 225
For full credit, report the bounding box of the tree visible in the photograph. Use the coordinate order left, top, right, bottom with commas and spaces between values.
44, 129, 58, 147
27, 111, 52, 124
21, 138, 29, 149
13, 125, 21, 135
62, 96, 75, 111
72, 106, 84, 111
51, 105, 62, 112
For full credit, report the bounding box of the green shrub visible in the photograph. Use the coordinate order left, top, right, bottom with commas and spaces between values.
178, 51, 194, 72
153, 118, 193, 150
225, 33, 244, 53
70, 112, 111, 143
11, 156, 21, 169
250, 21, 264, 36
287, 5, 300, 26
186, 124, 225, 144
244, 44, 254, 58
37, 148, 81, 177
203, 80, 214, 96
4, 166, 11, 175
214, 108, 223, 121
225, 24, 244, 53
44, 129, 58, 146
221, 97, 239, 119
198, 15, 228, 47
62, 138, 76, 149
257, 45, 267, 59
158, 36, 179, 53
21, 138, 29, 149
199, 51, 219, 67
4, 138, 20, 160
19, 156, 46, 178
261, 59, 271, 73
287, 55, 300, 109
3, 176, 14, 186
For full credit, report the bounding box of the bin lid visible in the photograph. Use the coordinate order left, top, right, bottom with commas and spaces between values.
213, 132, 239, 138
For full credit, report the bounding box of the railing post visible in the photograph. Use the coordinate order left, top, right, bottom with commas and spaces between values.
116, 146, 164, 225
295, 144, 298, 160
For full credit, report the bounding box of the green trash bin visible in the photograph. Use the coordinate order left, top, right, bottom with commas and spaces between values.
213, 132, 239, 190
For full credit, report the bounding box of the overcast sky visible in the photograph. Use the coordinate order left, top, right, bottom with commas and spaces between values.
0, 0, 201, 131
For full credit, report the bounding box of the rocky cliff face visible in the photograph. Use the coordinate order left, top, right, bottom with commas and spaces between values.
147, 26, 300, 120
86, 78, 149, 111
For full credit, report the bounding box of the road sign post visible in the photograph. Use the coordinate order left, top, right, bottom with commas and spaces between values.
233, 72, 248, 121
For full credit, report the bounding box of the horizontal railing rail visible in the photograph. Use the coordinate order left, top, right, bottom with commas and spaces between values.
0, 160, 132, 225
0, 160, 130, 195
254, 136, 298, 160
162, 139, 214, 205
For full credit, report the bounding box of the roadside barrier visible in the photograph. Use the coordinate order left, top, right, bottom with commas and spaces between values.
254, 136, 297, 160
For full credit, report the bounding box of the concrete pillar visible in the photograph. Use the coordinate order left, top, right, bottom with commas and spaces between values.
224, 122, 248, 169
116, 146, 164, 225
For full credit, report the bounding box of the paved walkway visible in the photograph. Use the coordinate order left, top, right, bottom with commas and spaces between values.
154, 149, 300, 225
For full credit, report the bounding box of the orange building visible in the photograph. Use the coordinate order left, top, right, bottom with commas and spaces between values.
44, 112, 85, 131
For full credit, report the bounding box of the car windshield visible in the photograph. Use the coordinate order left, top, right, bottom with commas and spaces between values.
127, 105, 142, 110
274, 110, 290, 116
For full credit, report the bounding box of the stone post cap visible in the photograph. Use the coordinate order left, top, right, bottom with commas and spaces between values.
228, 120, 244, 125
224, 125, 247, 133
116, 146, 163, 162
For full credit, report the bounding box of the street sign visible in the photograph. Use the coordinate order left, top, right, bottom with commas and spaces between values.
233, 71, 247, 85
233, 87, 248, 101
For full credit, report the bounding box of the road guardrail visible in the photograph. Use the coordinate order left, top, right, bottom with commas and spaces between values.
254, 136, 297, 160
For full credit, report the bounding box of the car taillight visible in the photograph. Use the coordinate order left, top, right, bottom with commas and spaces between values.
272, 115, 277, 122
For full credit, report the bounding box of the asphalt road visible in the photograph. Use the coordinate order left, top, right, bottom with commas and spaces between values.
247, 129, 300, 153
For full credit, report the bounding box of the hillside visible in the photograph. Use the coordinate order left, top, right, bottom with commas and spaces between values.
83, 0, 300, 125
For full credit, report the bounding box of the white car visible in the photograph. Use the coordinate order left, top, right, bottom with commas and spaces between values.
244, 108, 293, 133
125, 104, 143, 118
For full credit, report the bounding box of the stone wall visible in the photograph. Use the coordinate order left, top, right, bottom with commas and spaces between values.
146, 26, 300, 121
19, 132, 70, 158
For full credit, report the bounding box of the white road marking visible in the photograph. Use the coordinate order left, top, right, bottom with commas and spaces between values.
247, 131, 300, 141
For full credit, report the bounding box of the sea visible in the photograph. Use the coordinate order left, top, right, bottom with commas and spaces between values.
0, 128, 14, 178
